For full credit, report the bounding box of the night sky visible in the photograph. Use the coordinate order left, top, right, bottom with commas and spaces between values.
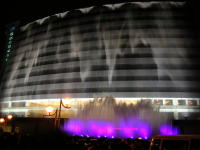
0, 0, 133, 27
0, 0, 195, 27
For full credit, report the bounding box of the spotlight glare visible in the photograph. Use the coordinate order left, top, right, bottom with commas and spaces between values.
46, 106, 53, 113
7, 114, 13, 120
0, 118, 5, 123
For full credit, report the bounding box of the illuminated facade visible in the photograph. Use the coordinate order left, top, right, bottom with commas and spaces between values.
0, 2, 200, 119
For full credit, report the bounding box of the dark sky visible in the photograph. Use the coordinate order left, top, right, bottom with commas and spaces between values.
0, 0, 191, 27
0, 0, 131, 27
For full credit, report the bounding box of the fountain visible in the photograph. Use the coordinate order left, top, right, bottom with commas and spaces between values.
1, 1, 197, 124
63, 96, 179, 138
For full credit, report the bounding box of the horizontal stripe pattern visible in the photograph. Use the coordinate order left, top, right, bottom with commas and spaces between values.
1, 2, 200, 101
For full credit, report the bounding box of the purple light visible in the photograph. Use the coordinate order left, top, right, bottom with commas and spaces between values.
118, 118, 151, 138
64, 121, 179, 138
63, 118, 152, 138
137, 122, 151, 139
62, 96, 178, 138
160, 125, 179, 135
64, 120, 84, 135
86, 121, 115, 137
119, 118, 137, 138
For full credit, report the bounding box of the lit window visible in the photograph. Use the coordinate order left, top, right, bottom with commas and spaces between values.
10, 32, 14, 36
9, 36, 13, 40
164, 100, 173, 105
0, 103, 9, 108
141, 99, 151, 104
7, 44, 11, 48
178, 100, 186, 106
154, 100, 163, 105
10, 26, 16, 31
188, 100, 197, 106
8, 40, 12, 44
11, 102, 26, 107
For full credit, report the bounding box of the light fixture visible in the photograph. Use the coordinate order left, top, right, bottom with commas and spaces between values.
7, 114, 13, 120
0, 118, 5, 123
46, 106, 54, 115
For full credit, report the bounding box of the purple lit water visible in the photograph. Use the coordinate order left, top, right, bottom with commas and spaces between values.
64, 118, 152, 138
63, 97, 179, 138
160, 124, 179, 135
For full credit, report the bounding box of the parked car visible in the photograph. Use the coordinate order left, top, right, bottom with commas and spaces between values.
149, 135, 200, 150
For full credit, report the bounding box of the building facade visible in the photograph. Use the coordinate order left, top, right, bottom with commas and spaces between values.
0, 2, 200, 119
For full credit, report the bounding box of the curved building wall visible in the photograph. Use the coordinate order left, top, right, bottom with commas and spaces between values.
1, 2, 200, 117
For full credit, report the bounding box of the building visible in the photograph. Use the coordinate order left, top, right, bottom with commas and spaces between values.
0, 1, 200, 119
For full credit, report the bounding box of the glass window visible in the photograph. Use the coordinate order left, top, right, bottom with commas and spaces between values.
0, 103, 9, 108
8, 40, 12, 44
10, 32, 14, 36
154, 100, 163, 105
7, 44, 11, 48
165, 100, 173, 105
188, 100, 197, 106
141, 99, 151, 104
178, 100, 186, 106
10, 26, 16, 31
161, 140, 188, 150
9, 36, 13, 40
11, 102, 25, 107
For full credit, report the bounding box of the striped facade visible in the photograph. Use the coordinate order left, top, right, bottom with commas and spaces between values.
1, 2, 200, 118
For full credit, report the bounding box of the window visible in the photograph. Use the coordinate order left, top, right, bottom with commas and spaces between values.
5, 26, 15, 62
188, 100, 197, 106
0, 103, 9, 108
7, 44, 11, 48
11, 102, 26, 107
154, 100, 163, 105
10, 32, 14, 36
164, 100, 173, 105
141, 99, 151, 104
9, 36, 13, 40
178, 100, 186, 106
